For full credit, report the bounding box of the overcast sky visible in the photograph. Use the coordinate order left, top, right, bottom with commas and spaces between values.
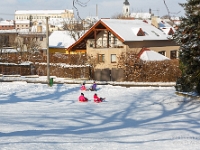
0, 0, 186, 20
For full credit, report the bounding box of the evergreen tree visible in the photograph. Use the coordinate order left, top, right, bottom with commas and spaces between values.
173, 0, 200, 94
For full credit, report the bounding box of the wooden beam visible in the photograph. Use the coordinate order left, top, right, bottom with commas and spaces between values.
107, 31, 109, 48
94, 29, 107, 31
94, 30, 97, 48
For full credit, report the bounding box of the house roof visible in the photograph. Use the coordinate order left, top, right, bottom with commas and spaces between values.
68, 19, 174, 50
138, 48, 170, 61
101, 19, 173, 41
123, 0, 130, 5
15, 20, 30, 24
0, 20, 14, 26
49, 31, 75, 48
130, 13, 151, 19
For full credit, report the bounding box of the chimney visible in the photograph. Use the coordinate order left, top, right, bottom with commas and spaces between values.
151, 16, 159, 28
149, 8, 152, 14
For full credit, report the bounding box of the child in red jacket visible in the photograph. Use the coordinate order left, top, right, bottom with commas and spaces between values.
93, 93, 104, 103
79, 93, 88, 102
80, 83, 87, 91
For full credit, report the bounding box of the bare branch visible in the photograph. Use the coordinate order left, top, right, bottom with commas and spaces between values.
73, 0, 91, 20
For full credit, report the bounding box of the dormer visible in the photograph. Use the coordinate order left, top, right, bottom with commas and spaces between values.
168, 28, 174, 35
132, 28, 145, 36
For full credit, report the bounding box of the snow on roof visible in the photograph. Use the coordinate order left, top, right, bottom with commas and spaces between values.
0, 29, 30, 33
130, 13, 151, 19
0, 20, 14, 25
31, 25, 46, 32
140, 50, 170, 61
49, 31, 75, 48
15, 9, 73, 15
101, 19, 172, 41
15, 20, 30, 24
85, 16, 99, 22
1, 48, 18, 53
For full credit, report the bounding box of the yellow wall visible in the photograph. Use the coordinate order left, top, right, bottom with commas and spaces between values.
86, 39, 179, 69
49, 48, 86, 54
49, 48, 69, 54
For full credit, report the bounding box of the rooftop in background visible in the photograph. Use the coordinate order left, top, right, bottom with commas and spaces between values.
0, 20, 14, 25
15, 9, 73, 15
49, 31, 75, 48
138, 48, 170, 61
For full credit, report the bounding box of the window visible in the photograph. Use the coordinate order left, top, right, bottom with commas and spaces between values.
158, 51, 166, 56
170, 50, 177, 59
113, 36, 117, 44
111, 54, 117, 63
40, 37, 43, 41
98, 54, 105, 62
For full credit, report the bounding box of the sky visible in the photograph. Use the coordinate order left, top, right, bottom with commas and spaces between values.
0, 0, 186, 20
0, 77, 200, 149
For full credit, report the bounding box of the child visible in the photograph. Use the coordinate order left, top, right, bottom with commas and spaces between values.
89, 81, 97, 91
79, 93, 88, 102
80, 83, 87, 91
93, 93, 105, 103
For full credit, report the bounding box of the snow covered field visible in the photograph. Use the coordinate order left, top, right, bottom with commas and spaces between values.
0, 81, 200, 150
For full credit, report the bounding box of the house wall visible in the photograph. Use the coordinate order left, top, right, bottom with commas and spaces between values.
86, 38, 179, 69
0, 25, 15, 30
87, 39, 128, 69
49, 48, 69, 54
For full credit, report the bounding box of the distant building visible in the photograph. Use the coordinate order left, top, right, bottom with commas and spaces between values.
15, 9, 74, 21
130, 12, 152, 20
123, 0, 130, 17
0, 20, 15, 30
14, 9, 74, 31
15, 20, 30, 30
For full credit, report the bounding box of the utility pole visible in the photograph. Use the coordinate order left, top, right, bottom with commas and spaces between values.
46, 17, 50, 84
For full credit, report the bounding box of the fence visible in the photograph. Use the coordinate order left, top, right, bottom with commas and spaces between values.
0, 64, 32, 75
94, 68, 124, 81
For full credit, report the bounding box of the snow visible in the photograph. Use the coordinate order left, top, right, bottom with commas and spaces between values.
0, 77, 200, 150
130, 12, 152, 19
101, 19, 173, 42
140, 50, 170, 61
0, 20, 14, 26
15, 10, 73, 15
49, 31, 75, 48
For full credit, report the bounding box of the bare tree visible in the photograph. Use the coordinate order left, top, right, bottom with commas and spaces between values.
11, 36, 41, 63
24, 37, 41, 61
63, 17, 95, 41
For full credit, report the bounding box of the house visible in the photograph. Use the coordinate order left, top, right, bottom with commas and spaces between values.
0, 29, 47, 55
49, 31, 76, 54
0, 20, 15, 30
68, 19, 179, 69
15, 20, 30, 30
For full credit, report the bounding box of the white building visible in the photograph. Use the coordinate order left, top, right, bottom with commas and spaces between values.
122, 0, 130, 17
15, 9, 74, 21
14, 9, 74, 30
